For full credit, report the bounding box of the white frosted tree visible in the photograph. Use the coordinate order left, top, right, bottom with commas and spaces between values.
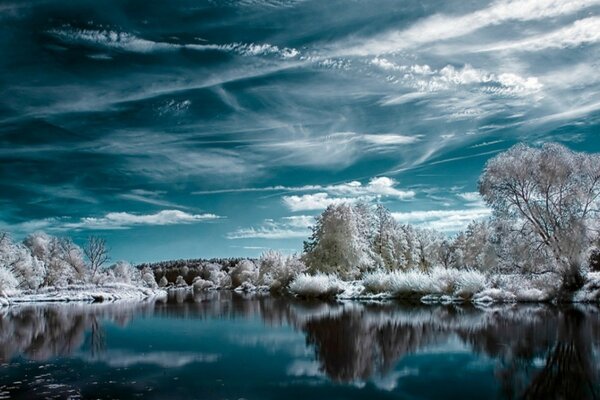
450, 220, 498, 272
257, 250, 306, 289
0, 232, 45, 289
480, 143, 600, 291
372, 204, 406, 270
23, 232, 87, 287
230, 259, 258, 287
303, 203, 375, 279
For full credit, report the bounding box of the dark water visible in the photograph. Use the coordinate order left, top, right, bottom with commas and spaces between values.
0, 292, 599, 399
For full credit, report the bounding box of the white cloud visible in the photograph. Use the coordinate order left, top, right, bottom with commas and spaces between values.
475, 17, 600, 53
392, 208, 491, 232
282, 193, 357, 212
344, 0, 600, 55
252, 131, 420, 169
361, 134, 421, 145
2, 210, 223, 232
280, 177, 415, 211
48, 27, 300, 59
227, 215, 314, 239
69, 210, 221, 230
119, 189, 188, 209
370, 60, 542, 95
457, 192, 481, 202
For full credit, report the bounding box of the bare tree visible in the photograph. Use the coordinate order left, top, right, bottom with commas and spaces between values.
84, 236, 110, 278
479, 143, 600, 293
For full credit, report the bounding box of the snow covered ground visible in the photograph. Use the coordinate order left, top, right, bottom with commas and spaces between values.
0, 283, 167, 306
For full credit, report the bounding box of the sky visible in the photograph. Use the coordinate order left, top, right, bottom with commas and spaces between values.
0, 0, 599, 263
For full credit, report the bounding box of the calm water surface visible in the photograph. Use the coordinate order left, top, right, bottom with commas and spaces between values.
0, 291, 598, 399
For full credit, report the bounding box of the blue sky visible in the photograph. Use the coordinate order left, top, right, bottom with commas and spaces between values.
1, 0, 599, 263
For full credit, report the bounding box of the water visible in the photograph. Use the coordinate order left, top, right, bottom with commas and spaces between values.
0, 292, 598, 399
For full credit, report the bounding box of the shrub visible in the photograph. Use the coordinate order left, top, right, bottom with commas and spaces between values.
289, 273, 344, 298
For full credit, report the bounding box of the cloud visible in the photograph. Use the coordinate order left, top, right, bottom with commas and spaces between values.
70, 210, 221, 230
226, 215, 314, 239
343, 0, 600, 55
361, 134, 421, 145
282, 193, 359, 212
474, 17, 600, 53
3, 210, 223, 233
118, 189, 188, 209
251, 132, 420, 169
280, 177, 416, 211
370, 60, 542, 95
196, 177, 415, 205
48, 26, 300, 58
457, 192, 481, 202
392, 208, 491, 232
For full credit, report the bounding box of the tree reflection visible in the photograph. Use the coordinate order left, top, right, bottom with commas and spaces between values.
0, 301, 156, 362
0, 294, 598, 399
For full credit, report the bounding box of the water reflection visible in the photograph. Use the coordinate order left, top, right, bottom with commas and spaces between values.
0, 292, 599, 399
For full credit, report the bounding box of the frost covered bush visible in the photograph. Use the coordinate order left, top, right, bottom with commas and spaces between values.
141, 267, 158, 289
198, 263, 231, 288
192, 277, 215, 291
258, 251, 306, 291
0, 268, 18, 294
361, 267, 487, 299
0, 233, 46, 289
387, 270, 436, 297
111, 261, 143, 285
362, 271, 393, 293
158, 276, 169, 288
454, 269, 487, 298
175, 275, 187, 287
230, 259, 258, 288
289, 273, 344, 298
24, 232, 88, 287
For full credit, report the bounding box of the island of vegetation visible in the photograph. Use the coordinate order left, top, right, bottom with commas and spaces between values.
1, 142, 599, 305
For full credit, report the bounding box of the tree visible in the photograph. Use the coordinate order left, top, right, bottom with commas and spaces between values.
84, 236, 110, 278
24, 232, 87, 287
303, 203, 375, 279
372, 204, 401, 270
479, 143, 600, 292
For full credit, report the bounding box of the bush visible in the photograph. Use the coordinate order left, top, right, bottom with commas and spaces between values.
230, 260, 258, 288
0, 268, 18, 293
289, 273, 344, 298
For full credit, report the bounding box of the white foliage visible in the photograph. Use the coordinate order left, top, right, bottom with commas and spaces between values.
303, 203, 376, 279
0, 268, 19, 293
230, 259, 258, 288
288, 273, 344, 298
258, 251, 306, 290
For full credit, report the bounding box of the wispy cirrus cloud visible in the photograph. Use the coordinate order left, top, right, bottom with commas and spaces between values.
227, 215, 314, 239
48, 26, 300, 58
342, 0, 600, 55
473, 16, 600, 53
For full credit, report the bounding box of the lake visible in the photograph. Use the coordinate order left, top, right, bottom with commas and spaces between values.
0, 291, 598, 399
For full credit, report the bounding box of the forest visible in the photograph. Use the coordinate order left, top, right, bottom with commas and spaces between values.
1, 143, 599, 304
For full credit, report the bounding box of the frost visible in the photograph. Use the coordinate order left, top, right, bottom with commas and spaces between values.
288, 273, 344, 298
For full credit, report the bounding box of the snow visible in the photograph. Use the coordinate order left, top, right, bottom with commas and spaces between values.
0, 283, 166, 306
288, 273, 344, 298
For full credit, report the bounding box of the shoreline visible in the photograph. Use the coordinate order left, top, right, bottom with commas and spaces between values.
0, 283, 167, 306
